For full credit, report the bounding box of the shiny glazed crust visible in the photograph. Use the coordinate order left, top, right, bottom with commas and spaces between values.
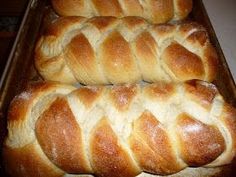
3, 81, 236, 177
51, 0, 192, 24
35, 16, 218, 85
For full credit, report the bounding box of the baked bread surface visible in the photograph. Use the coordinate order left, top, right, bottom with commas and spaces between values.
35, 16, 218, 85
3, 81, 236, 177
51, 0, 193, 24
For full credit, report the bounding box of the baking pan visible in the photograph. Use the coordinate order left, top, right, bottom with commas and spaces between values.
0, 0, 236, 176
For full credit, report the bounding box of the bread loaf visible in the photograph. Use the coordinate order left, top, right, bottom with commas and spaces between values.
35, 16, 218, 85
3, 81, 236, 177
51, 0, 192, 24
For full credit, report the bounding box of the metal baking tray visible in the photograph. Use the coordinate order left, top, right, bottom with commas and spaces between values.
0, 0, 236, 176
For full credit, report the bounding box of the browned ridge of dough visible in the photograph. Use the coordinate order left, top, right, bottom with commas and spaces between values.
35, 16, 218, 85
51, 0, 192, 24
3, 81, 236, 177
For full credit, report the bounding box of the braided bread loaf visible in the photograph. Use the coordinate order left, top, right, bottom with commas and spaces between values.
35, 16, 218, 85
3, 81, 236, 177
51, 0, 192, 24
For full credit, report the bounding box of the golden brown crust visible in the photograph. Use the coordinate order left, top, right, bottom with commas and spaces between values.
174, 0, 193, 19
3, 143, 64, 177
109, 85, 138, 111
4, 81, 236, 177
130, 111, 185, 174
72, 86, 104, 108
51, 0, 91, 17
133, 31, 160, 82
51, 0, 192, 24
7, 82, 73, 122
66, 34, 106, 84
88, 16, 118, 32
100, 31, 140, 84
45, 16, 86, 36
180, 22, 219, 82
90, 118, 141, 177
122, 16, 147, 29
119, 0, 143, 17
144, 82, 176, 101
36, 97, 91, 173
92, 0, 123, 17
162, 43, 205, 81
176, 113, 225, 166
155, 0, 174, 23
35, 17, 218, 85
184, 80, 218, 110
